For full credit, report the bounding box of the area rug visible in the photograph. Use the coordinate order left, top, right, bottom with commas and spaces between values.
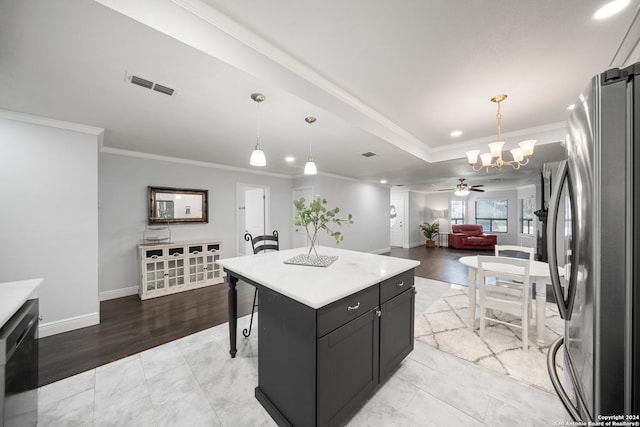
414, 286, 564, 393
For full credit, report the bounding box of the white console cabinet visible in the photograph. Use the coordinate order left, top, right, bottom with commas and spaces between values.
138, 240, 223, 300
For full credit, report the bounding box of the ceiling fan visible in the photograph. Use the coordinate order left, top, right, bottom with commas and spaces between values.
439, 178, 485, 194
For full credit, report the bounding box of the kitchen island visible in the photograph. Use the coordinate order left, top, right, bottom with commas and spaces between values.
217, 247, 419, 427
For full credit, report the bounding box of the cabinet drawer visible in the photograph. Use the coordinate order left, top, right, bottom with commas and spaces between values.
167, 246, 186, 258
317, 285, 378, 337
143, 248, 164, 260
188, 244, 205, 255
380, 269, 414, 303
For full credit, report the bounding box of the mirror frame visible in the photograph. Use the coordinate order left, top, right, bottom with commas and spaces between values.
148, 186, 209, 224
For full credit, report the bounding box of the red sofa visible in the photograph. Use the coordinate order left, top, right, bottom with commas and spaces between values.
448, 224, 496, 250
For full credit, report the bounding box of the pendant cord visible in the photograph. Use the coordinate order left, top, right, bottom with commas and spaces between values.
496, 99, 502, 143
256, 102, 260, 147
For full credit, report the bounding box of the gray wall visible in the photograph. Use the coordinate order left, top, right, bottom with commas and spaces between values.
0, 116, 100, 336
517, 185, 537, 249
98, 152, 293, 297
465, 189, 519, 245
293, 175, 390, 254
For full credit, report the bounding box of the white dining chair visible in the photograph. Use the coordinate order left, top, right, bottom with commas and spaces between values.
495, 245, 535, 260
477, 255, 532, 351
495, 245, 535, 319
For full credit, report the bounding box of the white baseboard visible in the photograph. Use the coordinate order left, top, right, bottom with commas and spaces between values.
38, 312, 100, 338
407, 242, 425, 249
100, 286, 138, 301
371, 247, 391, 255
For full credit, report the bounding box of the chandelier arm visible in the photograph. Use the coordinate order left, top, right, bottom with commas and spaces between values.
471, 163, 485, 172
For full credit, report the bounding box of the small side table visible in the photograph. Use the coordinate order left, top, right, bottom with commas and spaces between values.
437, 232, 450, 247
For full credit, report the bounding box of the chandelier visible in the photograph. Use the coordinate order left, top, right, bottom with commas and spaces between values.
465, 94, 536, 171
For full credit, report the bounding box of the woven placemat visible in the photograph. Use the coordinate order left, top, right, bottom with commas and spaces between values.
283, 254, 338, 267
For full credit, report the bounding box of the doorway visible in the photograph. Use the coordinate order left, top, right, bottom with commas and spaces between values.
293, 186, 314, 248
390, 194, 406, 247
237, 184, 270, 256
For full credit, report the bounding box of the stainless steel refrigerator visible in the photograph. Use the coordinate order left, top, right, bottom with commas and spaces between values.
546, 63, 640, 420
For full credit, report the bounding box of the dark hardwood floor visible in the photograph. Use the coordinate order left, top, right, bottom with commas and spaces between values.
387, 245, 488, 286
38, 281, 256, 386
38, 246, 488, 387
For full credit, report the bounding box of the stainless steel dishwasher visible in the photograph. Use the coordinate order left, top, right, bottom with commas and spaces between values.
1, 299, 38, 427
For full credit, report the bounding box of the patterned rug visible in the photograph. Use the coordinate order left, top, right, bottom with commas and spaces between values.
414, 286, 564, 393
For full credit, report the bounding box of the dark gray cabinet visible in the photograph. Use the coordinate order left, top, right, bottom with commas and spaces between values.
254, 268, 416, 427
379, 269, 415, 383
317, 309, 379, 427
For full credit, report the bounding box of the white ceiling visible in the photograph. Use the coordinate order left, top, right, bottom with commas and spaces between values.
1, 0, 639, 192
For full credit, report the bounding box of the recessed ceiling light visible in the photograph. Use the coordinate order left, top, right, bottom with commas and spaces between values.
380, 179, 388, 184
567, 104, 576, 110
593, 0, 630, 20
285, 156, 295, 162
450, 130, 463, 137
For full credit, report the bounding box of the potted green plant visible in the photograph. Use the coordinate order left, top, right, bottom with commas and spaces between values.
294, 197, 353, 257
420, 221, 440, 248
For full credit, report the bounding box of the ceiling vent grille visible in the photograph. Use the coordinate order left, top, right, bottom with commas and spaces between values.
361, 152, 377, 158
127, 73, 176, 96
153, 84, 174, 96
130, 75, 153, 89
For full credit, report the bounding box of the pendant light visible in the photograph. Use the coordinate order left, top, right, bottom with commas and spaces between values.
304, 116, 317, 175
249, 93, 266, 167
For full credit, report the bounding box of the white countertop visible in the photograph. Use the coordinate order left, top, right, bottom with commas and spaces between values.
217, 247, 419, 309
0, 278, 42, 326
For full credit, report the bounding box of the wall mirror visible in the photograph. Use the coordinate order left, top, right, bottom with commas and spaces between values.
148, 186, 208, 224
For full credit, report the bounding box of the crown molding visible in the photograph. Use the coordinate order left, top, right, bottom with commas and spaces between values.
100, 145, 293, 179
0, 109, 104, 135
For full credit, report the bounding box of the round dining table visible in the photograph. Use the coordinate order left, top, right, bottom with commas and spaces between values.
459, 255, 561, 346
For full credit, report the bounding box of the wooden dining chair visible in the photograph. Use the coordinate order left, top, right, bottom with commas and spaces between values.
477, 255, 532, 351
242, 230, 279, 338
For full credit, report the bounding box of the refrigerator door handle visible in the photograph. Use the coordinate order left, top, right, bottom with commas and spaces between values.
547, 336, 581, 421
547, 160, 579, 320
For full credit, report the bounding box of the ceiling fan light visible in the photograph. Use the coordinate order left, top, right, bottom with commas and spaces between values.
510, 147, 524, 162
519, 139, 536, 156
465, 150, 480, 165
480, 153, 493, 167
250, 144, 266, 166
488, 141, 504, 158
304, 157, 317, 175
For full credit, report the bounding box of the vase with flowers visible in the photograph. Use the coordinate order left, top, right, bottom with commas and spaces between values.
293, 197, 353, 260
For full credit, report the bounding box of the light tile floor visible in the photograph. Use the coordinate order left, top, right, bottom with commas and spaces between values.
38, 278, 571, 426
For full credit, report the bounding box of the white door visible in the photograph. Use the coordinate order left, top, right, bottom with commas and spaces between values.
237, 184, 270, 256
390, 196, 404, 247
293, 186, 314, 248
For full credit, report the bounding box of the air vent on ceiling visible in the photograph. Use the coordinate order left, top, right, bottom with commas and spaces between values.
130, 75, 153, 89
361, 152, 377, 158
127, 73, 176, 96
153, 84, 175, 96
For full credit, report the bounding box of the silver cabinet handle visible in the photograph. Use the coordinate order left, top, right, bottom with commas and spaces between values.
396, 281, 405, 288
150, 255, 159, 259
172, 253, 181, 257
347, 302, 360, 311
